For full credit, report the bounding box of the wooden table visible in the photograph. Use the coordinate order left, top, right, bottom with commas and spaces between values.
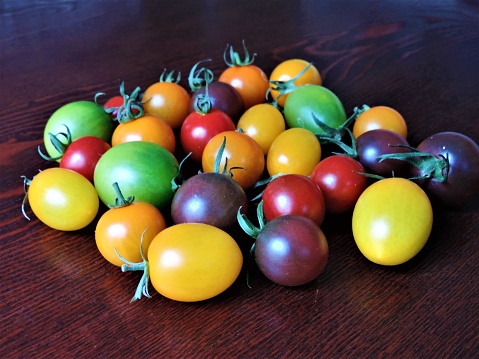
1, 1, 478, 358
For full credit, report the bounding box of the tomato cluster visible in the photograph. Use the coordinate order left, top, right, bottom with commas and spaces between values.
22, 41, 479, 303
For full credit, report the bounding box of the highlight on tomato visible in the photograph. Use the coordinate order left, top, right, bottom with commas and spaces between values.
95, 182, 167, 267
202, 130, 265, 190
218, 40, 269, 110
352, 177, 433, 266
118, 223, 243, 302
353, 105, 408, 139
236, 103, 286, 155
22, 167, 99, 231
266, 127, 321, 177
143, 69, 191, 129
269, 59, 322, 108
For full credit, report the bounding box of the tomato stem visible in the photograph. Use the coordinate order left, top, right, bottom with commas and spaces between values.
236, 207, 261, 239
20, 175, 32, 220
38, 124, 73, 161
188, 60, 214, 92
223, 40, 256, 67
108, 182, 135, 208
114, 82, 145, 124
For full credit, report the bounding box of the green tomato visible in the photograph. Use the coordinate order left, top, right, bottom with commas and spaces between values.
283, 85, 347, 134
94, 141, 179, 210
44, 101, 114, 159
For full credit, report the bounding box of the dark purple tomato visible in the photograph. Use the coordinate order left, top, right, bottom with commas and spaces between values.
310, 155, 369, 214
411, 132, 479, 207
356, 129, 411, 177
254, 215, 329, 286
189, 82, 244, 123
171, 172, 248, 229
180, 108, 236, 162
60, 136, 111, 182
262, 174, 326, 226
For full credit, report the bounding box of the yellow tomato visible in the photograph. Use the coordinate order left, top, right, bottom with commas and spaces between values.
353, 105, 408, 139
352, 178, 433, 265
236, 103, 286, 155
148, 223, 243, 302
266, 128, 321, 176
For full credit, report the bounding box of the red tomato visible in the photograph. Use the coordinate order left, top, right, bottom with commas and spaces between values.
310, 155, 369, 214
60, 136, 111, 183
180, 108, 236, 162
262, 174, 326, 226
202, 130, 265, 190
111, 114, 176, 154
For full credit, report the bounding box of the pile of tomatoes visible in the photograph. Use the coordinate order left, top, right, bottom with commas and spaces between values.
22, 41, 479, 303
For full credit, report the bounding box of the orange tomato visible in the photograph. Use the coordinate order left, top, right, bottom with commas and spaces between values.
269, 59, 322, 107
143, 78, 190, 129
111, 114, 176, 153
353, 106, 408, 139
202, 130, 265, 189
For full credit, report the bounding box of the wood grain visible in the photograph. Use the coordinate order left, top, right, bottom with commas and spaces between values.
1, 1, 478, 358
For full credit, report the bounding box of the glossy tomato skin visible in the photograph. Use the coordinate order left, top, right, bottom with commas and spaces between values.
143, 81, 190, 129
95, 201, 167, 266
236, 103, 286, 155
148, 223, 243, 302
262, 174, 326, 226
310, 155, 369, 214
267, 127, 321, 176
111, 114, 176, 154
94, 141, 179, 210
27, 167, 99, 231
219, 65, 269, 110
269, 59, 322, 108
353, 105, 408, 139
202, 131, 265, 189
283, 85, 346, 134
352, 178, 433, 266
356, 129, 411, 177
44, 101, 114, 160
60, 136, 111, 183
171, 172, 248, 229
411, 132, 479, 207
255, 215, 329, 286
189, 82, 244, 123
180, 109, 236, 162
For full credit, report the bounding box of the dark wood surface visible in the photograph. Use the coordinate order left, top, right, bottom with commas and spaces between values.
1, 1, 478, 358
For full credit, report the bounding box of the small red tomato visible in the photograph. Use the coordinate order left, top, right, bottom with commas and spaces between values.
310, 155, 369, 214
262, 174, 326, 226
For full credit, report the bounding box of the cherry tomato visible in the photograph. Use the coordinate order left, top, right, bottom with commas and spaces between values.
269, 59, 322, 108
95, 186, 167, 267
236, 103, 286, 155
352, 177, 433, 266
262, 174, 326, 226
310, 155, 368, 214
254, 215, 328, 286
267, 128, 321, 176
218, 42, 269, 110
147, 223, 243, 302
24, 167, 99, 231
171, 172, 248, 230
202, 131, 265, 189
283, 85, 347, 134
353, 105, 408, 139
44, 101, 114, 160
111, 114, 176, 154
143, 71, 191, 129
180, 108, 236, 162
94, 141, 179, 210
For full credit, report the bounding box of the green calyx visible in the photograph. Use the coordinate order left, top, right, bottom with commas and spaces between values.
188, 60, 214, 92
21, 175, 33, 220
108, 182, 135, 209
159, 68, 181, 83
115, 228, 151, 303
193, 81, 213, 115
236, 200, 266, 239
115, 82, 145, 124
38, 124, 72, 161
223, 40, 256, 67
267, 62, 313, 106
213, 136, 244, 176
378, 145, 450, 182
